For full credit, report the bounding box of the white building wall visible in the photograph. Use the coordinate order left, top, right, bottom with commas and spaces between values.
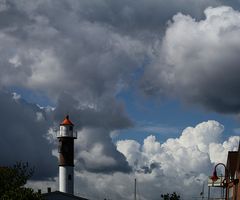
59, 166, 74, 194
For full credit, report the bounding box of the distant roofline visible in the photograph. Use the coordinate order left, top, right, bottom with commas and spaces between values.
42, 191, 89, 200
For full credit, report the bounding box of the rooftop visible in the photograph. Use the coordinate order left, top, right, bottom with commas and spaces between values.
60, 115, 74, 126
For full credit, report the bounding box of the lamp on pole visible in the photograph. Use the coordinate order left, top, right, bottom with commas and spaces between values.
210, 163, 228, 200
210, 163, 228, 185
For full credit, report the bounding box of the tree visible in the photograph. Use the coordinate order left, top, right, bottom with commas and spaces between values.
161, 192, 181, 200
0, 162, 43, 200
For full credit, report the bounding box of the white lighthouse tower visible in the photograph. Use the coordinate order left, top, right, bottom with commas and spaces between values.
57, 115, 77, 194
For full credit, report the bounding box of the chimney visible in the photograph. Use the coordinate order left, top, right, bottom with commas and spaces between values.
47, 187, 51, 193
38, 189, 41, 194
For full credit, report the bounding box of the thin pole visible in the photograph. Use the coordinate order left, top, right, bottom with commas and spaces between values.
202, 182, 204, 200
134, 178, 137, 200
208, 186, 210, 200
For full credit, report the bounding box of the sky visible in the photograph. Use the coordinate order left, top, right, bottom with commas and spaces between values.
1, 0, 240, 199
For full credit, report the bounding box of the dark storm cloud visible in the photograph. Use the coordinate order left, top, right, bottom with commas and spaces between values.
1, 0, 240, 178
53, 92, 133, 130
74, 0, 218, 33
0, 0, 142, 175
75, 128, 132, 173
0, 91, 57, 179
0, 0, 237, 111
53, 93, 132, 173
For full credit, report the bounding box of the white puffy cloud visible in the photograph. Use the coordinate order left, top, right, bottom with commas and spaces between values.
28, 120, 239, 199
142, 6, 240, 113
117, 140, 142, 168
115, 121, 238, 199
0, 1, 231, 106
209, 136, 239, 164
1, 1, 240, 199
142, 135, 161, 155
1, 1, 240, 176
178, 120, 223, 152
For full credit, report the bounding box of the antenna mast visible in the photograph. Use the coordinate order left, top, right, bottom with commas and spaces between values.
134, 178, 137, 200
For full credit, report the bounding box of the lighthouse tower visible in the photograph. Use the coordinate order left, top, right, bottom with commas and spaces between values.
58, 115, 77, 194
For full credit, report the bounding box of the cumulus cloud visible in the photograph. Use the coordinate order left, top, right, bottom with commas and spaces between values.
142, 6, 240, 113
0, 0, 228, 103
0, 1, 146, 98
0, 0, 240, 194
115, 121, 239, 200
209, 136, 239, 163
30, 120, 238, 200
0, 0, 141, 175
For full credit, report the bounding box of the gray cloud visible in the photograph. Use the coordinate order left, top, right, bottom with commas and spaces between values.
53, 93, 133, 130
75, 128, 131, 173
141, 6, 240, 113
29, 121, 239, 200
1, 0, 240, 198
71, 0, 219, 34
0, 91, 57, 179
139, 162, 159, 174
0, 0, 240, 181
0, 0, 143, 175
52, 93, 132, 173
0, 0, 239, 113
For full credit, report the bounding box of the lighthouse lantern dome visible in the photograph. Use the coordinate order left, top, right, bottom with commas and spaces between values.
58, 115, 76, 138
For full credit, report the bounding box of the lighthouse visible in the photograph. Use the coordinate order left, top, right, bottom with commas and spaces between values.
58, 115, 77, 194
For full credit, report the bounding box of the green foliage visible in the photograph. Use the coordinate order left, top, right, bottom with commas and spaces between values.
0, 162, 42, 200
1, 187, 42, 200
161, 192, 181, 200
